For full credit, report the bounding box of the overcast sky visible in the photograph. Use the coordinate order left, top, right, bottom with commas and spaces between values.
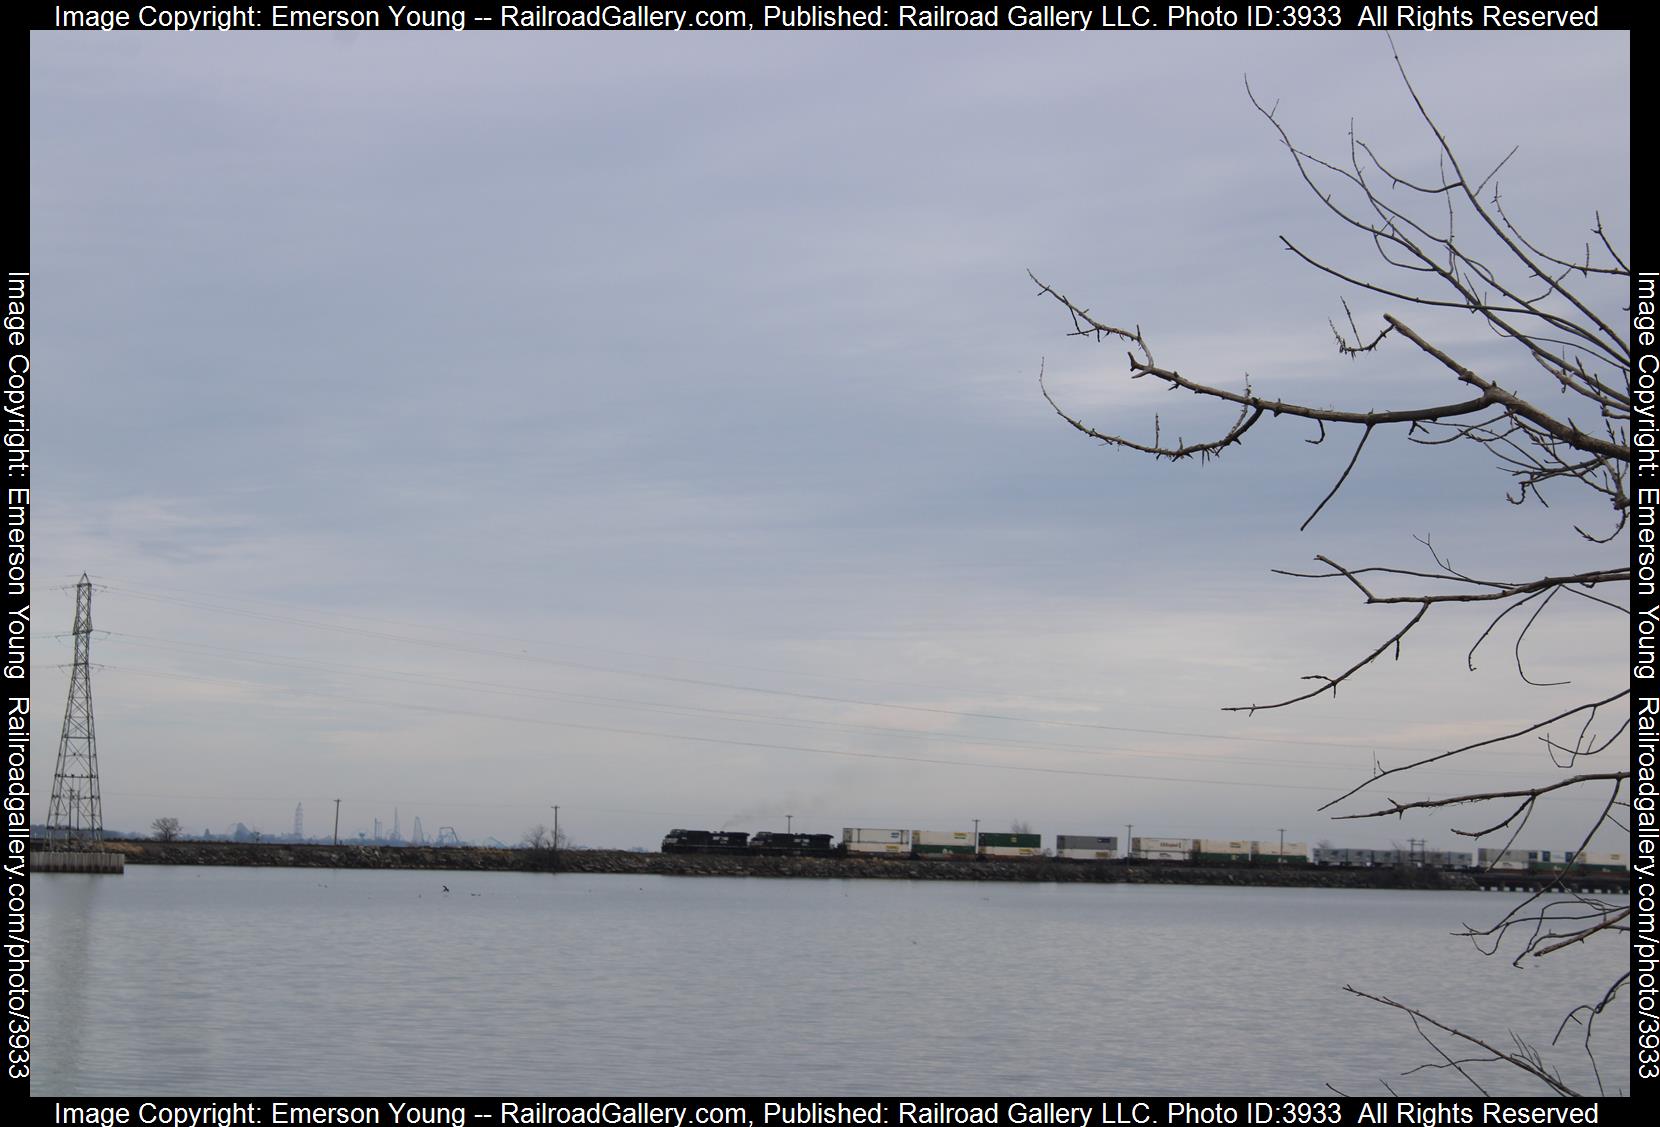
29, 29, 1629, 852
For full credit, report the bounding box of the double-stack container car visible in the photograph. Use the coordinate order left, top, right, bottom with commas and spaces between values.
912, 829, 976, 858
1251, 840, 1309, 864
1574, 850, 1629, 872
977, 832, 1042, 858
1132, 836, 1193, 862
1471, 847, 1631, 873
1194, 839, 1253, 863
842, 827, 911, 855
1055, 834, 1119, 860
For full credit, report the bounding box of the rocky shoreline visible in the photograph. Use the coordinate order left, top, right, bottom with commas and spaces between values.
95, 839, 1480, 890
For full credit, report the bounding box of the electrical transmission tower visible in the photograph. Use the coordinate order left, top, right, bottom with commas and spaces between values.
294, 802, 304, 840
47, 575, 105, 847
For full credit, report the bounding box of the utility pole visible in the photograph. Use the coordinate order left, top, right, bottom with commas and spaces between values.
786, 813, 792, 834
972, 818, 980, 855
1278, 827, 1286, 865
333, 799, 341, 847
47, 575, 104, 848
1127, 824, 1134, 861
552, 805, 560, 852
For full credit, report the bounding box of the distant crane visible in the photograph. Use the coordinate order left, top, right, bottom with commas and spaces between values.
294, 802, 304, 841
435, 826, 462, 847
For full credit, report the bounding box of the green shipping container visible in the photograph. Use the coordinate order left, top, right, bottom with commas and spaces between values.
978, 833, 1041, 849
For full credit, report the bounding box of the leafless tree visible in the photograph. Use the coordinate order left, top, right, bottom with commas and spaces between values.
150, 816, 182, 842
521, 823, 568, 851
1034, 49, 1627, 1095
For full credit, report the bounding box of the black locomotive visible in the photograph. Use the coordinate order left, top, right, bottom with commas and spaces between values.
660, 829, 752, 853
661, 829, 837, 856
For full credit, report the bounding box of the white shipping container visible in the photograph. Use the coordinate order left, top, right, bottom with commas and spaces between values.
1056, 848, 1118, 860
844, 841, 908, 854
1253, 841, 1309, 859
980, 846, 1041, 858
1478, 847, 1532, 868
1132, 837, 1191, 853
1195, 839, 1252, 855
1576, 851, 1628, 869
843, 827, 910, 845
1137, 849, 1189, 862
912, 830, 973, 846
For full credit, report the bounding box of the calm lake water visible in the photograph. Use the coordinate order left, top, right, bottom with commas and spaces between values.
30, 866, 1629, 1097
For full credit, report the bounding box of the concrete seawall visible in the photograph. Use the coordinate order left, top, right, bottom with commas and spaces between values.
31, 849, 125, 873
88, 840, 1499, 891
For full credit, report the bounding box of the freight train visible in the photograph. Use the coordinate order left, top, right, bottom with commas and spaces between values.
658, 827, 1630, 873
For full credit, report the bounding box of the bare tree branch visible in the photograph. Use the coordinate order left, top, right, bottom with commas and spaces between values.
1343, 987, 1581, 1096
1034, 49, 1627, 1094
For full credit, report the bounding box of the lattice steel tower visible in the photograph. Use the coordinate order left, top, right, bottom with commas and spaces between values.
46, 575, 104, 847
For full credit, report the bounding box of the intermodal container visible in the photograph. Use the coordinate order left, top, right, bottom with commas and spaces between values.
912, 829, 975, 857
1252, 841, 1309, 863
913, 830, 974, 845
978, 832, 1042, 859
1056, 834, 1117, 851
1194, 839, 1252, 862
1131, 837, 1192, 858
1477, 847, 1531, 871
977, 833, 1040, 848
1056, 834, 1118, 860
843, 827, 910, 854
